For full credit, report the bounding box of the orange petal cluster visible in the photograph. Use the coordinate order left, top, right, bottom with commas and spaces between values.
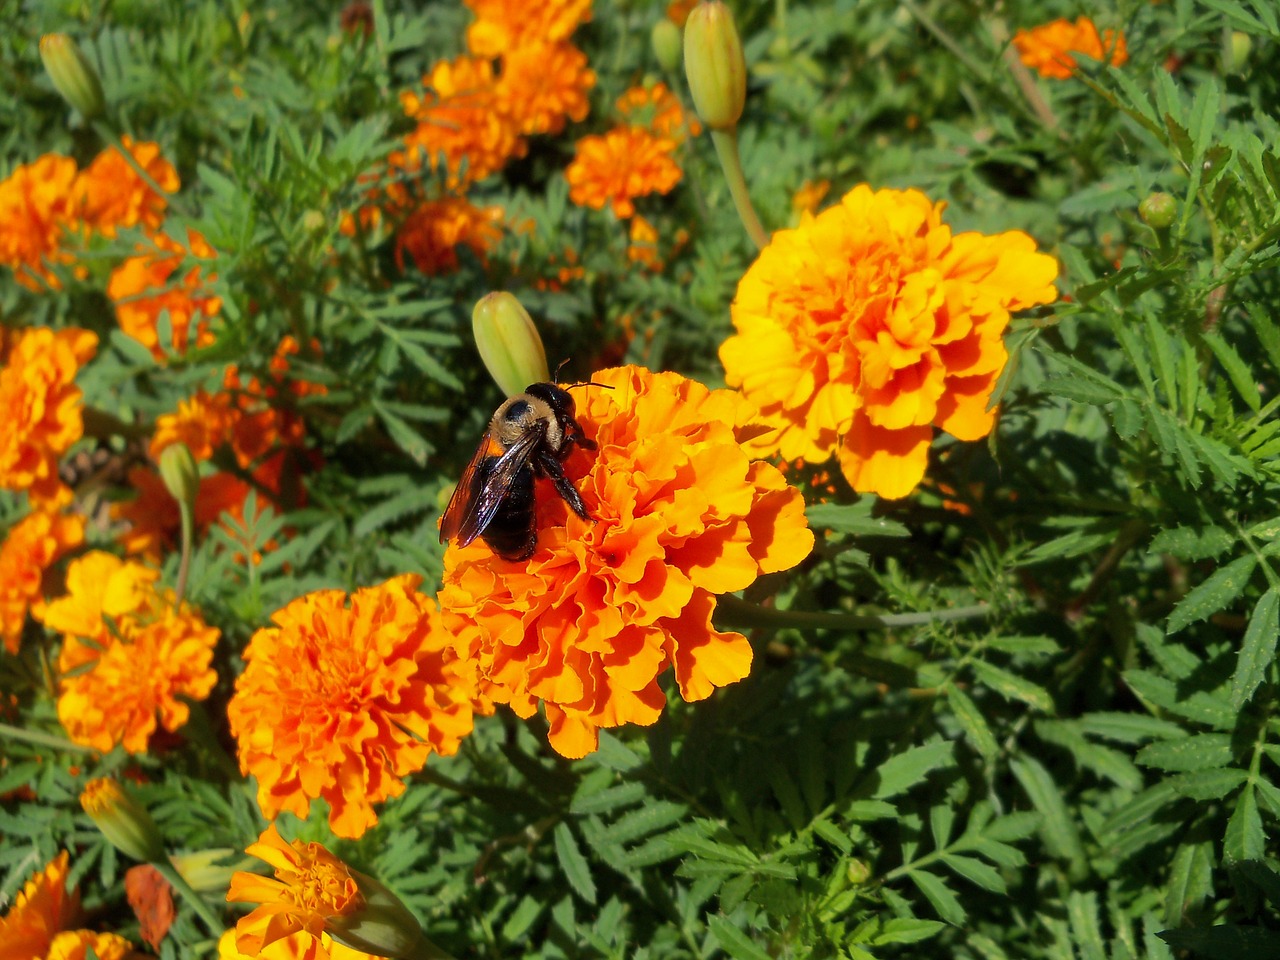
0, 851, 82, 960
217, 929, 382, 960
0, 326, 98, 504
394, 198, 504, 276
0, 502, 85, 654
463, 0, 592, 58
0, 141, 178, 289
227, 825, 364, 960
440, 365, 813, 759
107, 228, 221, 361
720, 184, 1058, 499
1012, 17, 1128, 80
227, 574, 479, 838
566, 127, 683, 220
616, 81, 701, 145
43, 931, 143, 960
38, 551, 219, 753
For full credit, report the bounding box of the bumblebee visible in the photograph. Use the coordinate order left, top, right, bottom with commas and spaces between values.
439, 382, 597, 561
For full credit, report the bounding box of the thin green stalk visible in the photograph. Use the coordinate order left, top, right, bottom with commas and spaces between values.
175, 500, 194, 607
710, 128, 769, 251
0, 722, 99, 753
153, 857, 224, 936
715, 594, 990, 632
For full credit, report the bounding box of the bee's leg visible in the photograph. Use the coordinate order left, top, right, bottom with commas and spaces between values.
536, 450, 593, 521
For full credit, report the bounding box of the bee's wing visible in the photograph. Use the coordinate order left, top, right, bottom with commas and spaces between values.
439, 424, 544, 547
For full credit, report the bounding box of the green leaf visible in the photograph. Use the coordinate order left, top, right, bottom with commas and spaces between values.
940, 853, 1006, 894
554, 823, 597, 904
1225, 786, 1265, 864
1202, 332, 1262, 411
1080, 711, 1187, 743
947, 685, 999, 761
1166, 554, 1258, 634
1168, 768, 1250, 801
1159, 924, 1280, 960
969, 661, 1054, 713
1010, 757, 1085, 870
806, 503, 909, 537
1149, 526, 1235, 561
908, 870, 965, 925
707, 916, 773, 960
869, 918, 946, 945
869, 741, 954, 799
1232, 589, 1280, 708
1137, 733, 1235, 772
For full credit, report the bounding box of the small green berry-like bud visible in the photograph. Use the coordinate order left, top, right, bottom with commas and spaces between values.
39, 34, 105, 120
683, 1, 747, 132
158, 443, 200, 512
652, 19, 682, 73
1228, 31, 1252, 73
472, 292, 551, 396
81, 777, 167, 863
1139, 192, 1177, 230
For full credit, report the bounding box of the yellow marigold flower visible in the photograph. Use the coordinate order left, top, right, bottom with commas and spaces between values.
227, 575, 479, 839
40, 550, 219, 752
1012, 17, 1129, 80
0, 850, 82, 959
75, 138, 179, 238
566, 126, 683, 220
440, 365, 813, 759
0, 154, 81, 289
791, 178, 830, 218
108, 229, 221, 361
217, 929, 384, 960
398, 56, 523, 190
45, 930, 144, 960
616, 81, 701, 144
464, 0, 592, 58
720, 184, 1058, 499
0, 504, 85, 654
498, 41, 595, 137
0, 326, 97, 504
394, 197, 504, 275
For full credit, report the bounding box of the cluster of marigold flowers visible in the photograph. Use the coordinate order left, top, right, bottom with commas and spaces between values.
1012, 15, 1128, 79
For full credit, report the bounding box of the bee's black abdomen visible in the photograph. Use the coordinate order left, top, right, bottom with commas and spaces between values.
478, 458, 539, 560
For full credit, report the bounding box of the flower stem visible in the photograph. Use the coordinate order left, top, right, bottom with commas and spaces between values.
715, 594, 991, 632
175, 501, 194, 607
0, 722, 98, 753
709, 128, 769, 251
154, 856, 224, 936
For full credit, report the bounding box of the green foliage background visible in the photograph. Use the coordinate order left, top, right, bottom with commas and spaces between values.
4, 0, 1280, 957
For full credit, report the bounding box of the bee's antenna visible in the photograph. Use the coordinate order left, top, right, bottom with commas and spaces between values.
554, 357, 572, 382
565, 379, 614, 391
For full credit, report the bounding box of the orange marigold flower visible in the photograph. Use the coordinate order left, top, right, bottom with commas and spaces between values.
150, 390, 239, 463
626, 215, 662, 271
566, 126, 683, 219
398, 56, 523, 189
439, 365, 813, 759
40, 551, 219, 752
227, 575, 478, 839
0, 851, 83, 960
0, 504, 85, 654
217, 929, 383, 960
108, 229, 221, 361
1012, 17, 1128, 80
394, 197, 504, 275
75, 137, 179, 237
0, 326, 97, 504
0, 154, 81, 289
498, 41, 596, 137
720, 184, 1058, 499
616, 81, 701, 144
45, 930, 144, 960
464, 0, 592, 57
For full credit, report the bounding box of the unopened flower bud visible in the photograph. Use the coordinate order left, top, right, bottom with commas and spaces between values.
39, 34, 105, 120
1139, 192, 1177, 230
472, 292, 550, 396
328, 869, 439, 958
81, 777, 166, 863
169, 849, 238, 893
683, 1, 747, 132
846, 859, 871, 885
652, 19, 682, 73
1228, 31, 1252, 73
158, 443, 199, 512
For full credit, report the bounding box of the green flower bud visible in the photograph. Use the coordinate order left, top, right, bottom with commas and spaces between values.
39, 34, 105, 120
168, 849, 240, 894
846, 859, 871, 885
1138, 192, 1177, 230
158, 443, 200, 512
328, 869, 452, 959
81, 777, 167, 863
472, 292, 550, 396
652, 19, 682, 73
1228, 31, 1252, 73
683, 1, 747, 132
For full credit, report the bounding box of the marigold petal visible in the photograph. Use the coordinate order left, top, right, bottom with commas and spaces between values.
836, 413, 933, 500
664, 591, 752, 702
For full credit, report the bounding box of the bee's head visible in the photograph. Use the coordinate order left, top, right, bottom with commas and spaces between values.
524, 381, 576, 420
